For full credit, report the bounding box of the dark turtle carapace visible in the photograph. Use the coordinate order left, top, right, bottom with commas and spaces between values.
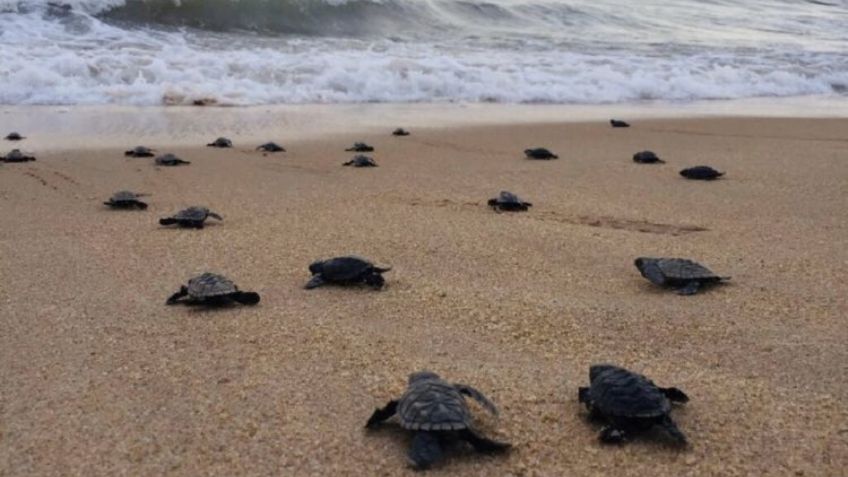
124, 146, 155, 157
305, 256, 390, 289
680, 166, 723, 180
207, 137, 233, 148
104, 190, 148, 209
159, 206, 223, 228
155, 153, 191, 166
632, 151, 664, 164
366, 371, 511, 470
524, 148, 559, 160
610, 119, 630, 128
345, 142, 374, 152
256, 142, 285, 153
392, 128, 410, 136
635, 257, 728, 295
166, 272, 260, 306
1, 149, 36, 162
4, 132, 25, 141
488, 191, 532, 212
579, 364, 689, 445
343, 155, 378, 167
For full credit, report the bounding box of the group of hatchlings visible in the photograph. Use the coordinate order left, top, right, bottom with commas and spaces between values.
7, 121, 730, 469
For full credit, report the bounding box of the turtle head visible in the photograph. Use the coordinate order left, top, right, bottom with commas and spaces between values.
634, 257, 656, 270
408, 370, 440, 384
589, 364, 619, 382
308, 260, 324, 274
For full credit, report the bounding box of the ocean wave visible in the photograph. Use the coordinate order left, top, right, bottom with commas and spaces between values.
0, 0, 846, 105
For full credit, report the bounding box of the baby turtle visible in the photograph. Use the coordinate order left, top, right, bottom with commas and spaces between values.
166, 272, 260, 306
4, 132, 24, 141
488, 191, 532, 212
104, 190, 148, 209
124, 146, 155, 157
257, 142, 285, 152
343, 155, 378, 167
392, 128, 410, 136
155, 153, 191, 166
635, 257, 728, 295
366, 371, 511, 470
633, 151, 664, 164
345, 142, 374, 152
305, 256, 390, 289
1, 149, 36, 162
159, 206, 223, 228
578, 364, 689, 444
207, 137, 233, 148
610, 119, 630, 128
680, 166, 723, 180
524, 148, 559, 160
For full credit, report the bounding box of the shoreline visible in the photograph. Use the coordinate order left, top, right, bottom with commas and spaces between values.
2, 95, 848, 151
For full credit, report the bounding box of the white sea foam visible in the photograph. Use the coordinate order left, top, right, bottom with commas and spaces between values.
0, 0, 846, 105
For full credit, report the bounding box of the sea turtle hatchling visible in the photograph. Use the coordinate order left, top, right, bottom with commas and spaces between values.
680, 166, 723, 180
155, 153, 191, 166
578, 364, 689, 444
488, 191, 532, 212
392, 128, 410, 136
124, 146, 155, 157
610, 119, 630, 128
207, 137, 233, 148
166, 272, 260, 306
305, 256, 390, 289
633, 151, 664, 164
635, 257, 729, 295
4, 132, 24, 141
343, 155, 377, 167
1, 149, 36, 162
256, 142, 285, 152
104, 190, 149, 209
345, 142, 374, 152
366, 371, 511, 470
524, 148, 558, 160
159, 206, 223, 228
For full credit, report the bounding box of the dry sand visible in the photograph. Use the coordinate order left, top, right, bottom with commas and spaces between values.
1, 112, 847, 476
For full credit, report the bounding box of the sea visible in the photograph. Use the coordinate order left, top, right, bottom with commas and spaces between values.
0, 0, 846, 106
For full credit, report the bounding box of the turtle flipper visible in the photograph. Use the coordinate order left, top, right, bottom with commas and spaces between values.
677, 281, 701, 295
207, 212, 223, 221
661, 387, 689, 403
365, 400, 398, 429
658, 415, 687, 445
232, 291, 260, 305
454, 384, 498, 416
159, 217, 178, 226
599, 426, 627, 444
407, 432, 444, 470
459, 428, 511, 453
304, 274, 326, 289
363, 272, 386, 289
134, 201, 148, 210
166, 286, 189, 305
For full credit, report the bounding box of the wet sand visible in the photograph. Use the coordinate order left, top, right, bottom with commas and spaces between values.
1, 114, 847, 476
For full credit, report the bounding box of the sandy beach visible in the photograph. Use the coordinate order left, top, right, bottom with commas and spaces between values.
1, 110, 846, 476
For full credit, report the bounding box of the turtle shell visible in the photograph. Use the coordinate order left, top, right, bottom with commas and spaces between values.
588, 365, 670, 419
643, 258, 719, 281
398, 375, 471, 431
493, 191, 522, 205
110, 190, 141, 202
175, 207, 210, 221
186, 273, 237, 299
312, 256, 374, 281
